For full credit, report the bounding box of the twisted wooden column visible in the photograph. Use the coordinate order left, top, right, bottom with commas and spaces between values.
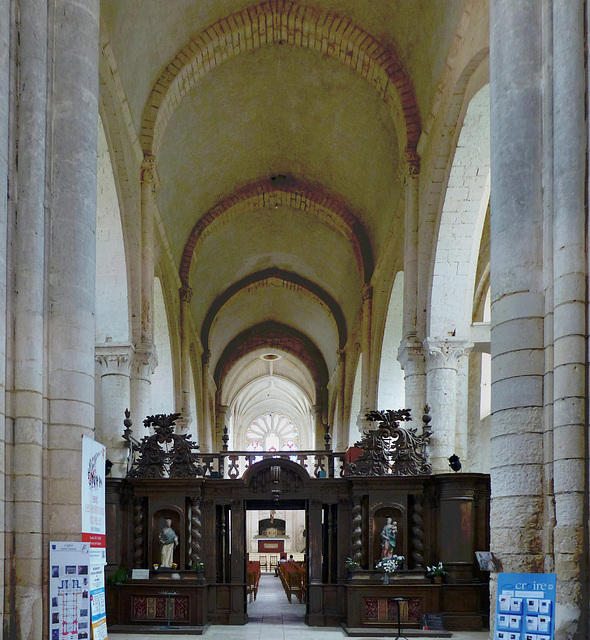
352, 496, 363, 567
133, 498, 145, 568
190, 494, 203, 567
411, 496, 425, 568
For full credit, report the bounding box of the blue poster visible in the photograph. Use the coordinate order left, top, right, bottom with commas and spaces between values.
495, 573, 556, 640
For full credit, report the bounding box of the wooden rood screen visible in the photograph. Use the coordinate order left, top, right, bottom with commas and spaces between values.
279, 561, 306, 603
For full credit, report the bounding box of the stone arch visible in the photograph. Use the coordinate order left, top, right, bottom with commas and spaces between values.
139, 2, 420, 159
180, 175, 373, 286
201, 268, 347, 352
428, 83, 490, 338
214, 321, 329, 412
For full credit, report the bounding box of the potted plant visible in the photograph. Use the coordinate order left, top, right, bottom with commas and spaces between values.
375, 555, 404, 584
345, 557, 359, 581
106, 566, 128, 586
425, 561, 448, 584
193, 561, 205, 581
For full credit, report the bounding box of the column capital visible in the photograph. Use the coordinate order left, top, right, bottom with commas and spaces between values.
362, 283, 373, 302
397, 338, 425, 370
423, 337, 473, 371
398, 148, 421, 183
132, 343, 158, 379
141, 157, 161, 192
180, 283, 193, 303
95, 343, 134, 375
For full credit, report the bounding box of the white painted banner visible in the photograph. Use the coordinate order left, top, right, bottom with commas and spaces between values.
81, 436, 106, 547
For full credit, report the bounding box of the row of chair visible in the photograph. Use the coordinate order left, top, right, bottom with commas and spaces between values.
256, 554, 279, 571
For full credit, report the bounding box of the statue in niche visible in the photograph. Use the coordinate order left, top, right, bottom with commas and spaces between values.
159, 518, 179, 567
380, 517, 397, 559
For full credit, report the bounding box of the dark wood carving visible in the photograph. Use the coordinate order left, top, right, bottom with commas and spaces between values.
133, 497, 144, 568
125, 413, 203, 478
411, 495, 425, 568
348, 409, 432, 476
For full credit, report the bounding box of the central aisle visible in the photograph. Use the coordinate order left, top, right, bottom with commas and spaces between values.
247, 571, 306, 624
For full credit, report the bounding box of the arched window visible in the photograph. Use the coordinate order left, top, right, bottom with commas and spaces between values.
245, 412, 300, 452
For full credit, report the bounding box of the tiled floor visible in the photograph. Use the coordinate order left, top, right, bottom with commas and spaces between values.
109, 572, 491, 639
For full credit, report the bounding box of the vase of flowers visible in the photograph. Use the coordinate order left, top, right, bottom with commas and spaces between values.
425, 561, 448, 584
375, 555, 404, 584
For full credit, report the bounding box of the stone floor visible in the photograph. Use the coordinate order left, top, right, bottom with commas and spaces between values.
109, 572, 491, 639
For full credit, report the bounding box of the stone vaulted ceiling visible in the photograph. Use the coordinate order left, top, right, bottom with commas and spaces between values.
100, 0, 467, 415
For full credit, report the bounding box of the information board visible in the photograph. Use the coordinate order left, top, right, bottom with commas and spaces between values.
49, 542, 91, 640
495, 573, 556, 640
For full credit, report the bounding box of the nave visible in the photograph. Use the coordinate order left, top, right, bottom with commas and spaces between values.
109, 572, 489, 640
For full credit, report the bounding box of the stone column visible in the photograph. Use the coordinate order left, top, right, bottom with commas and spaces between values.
140, 159, 158, 345
335, 349, 349, 450
13, 1, 47, 637
199, 350, 213, 452
490, 0, 545, 576
130, 346, 157, 435
397, 340, 426, 428
216, 404, 228, 449
179, 284, 193, 433
551, 1, 587, 635
0, 0, 8, 633
398, 150, 426, 427
95, 344, 133, 477
357, 285, 374, 430
423, 338, 472, 472
313, 404, 324, 449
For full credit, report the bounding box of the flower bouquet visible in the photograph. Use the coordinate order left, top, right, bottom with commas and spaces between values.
375, 555, 404, 584
345, 557, 359, 570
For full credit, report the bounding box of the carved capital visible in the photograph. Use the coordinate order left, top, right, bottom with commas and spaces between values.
362, 284, 373, 302
179, 283, 193, 303
398, 149, 421, 183
95, 343, 134, 375
423, 338, 473, 371
397, 338, 425, 372
202, 349, 211, 368
141, 158, 161, 192
132, 343, 158, 378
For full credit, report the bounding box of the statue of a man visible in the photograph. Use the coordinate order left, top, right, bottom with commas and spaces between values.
159, 518, 178, 567
380, 517, 397, 559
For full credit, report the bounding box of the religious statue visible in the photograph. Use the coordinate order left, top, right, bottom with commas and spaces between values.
380, 517, 397, 559
159, 518, 178, 567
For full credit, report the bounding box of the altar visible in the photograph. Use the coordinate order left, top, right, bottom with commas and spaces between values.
257, 539, 285, 553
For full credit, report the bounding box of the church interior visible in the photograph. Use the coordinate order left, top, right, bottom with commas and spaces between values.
1, 0, 589, 638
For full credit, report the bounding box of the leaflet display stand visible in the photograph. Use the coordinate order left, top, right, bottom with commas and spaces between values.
495, 573, 556, 640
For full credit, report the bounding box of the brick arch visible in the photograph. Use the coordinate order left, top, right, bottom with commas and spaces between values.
214, 321, 329, 402
180, 175, 374, 285
201, 268, 347, 352
140, 1, 420, 159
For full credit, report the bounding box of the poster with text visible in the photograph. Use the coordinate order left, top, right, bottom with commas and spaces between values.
89, 562, 108, 640
495, 572, 556, 640
81, 436, 106, 547
49, 542, 91, 640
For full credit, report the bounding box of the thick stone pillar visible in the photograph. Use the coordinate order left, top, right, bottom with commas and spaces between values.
95, 344, 133, 477
48, 0, 100, 537
140, 159, 158, 345
0, 0, 8, 632
13, 1, 47, 637
423, 338, 472, 472
216, 404, 228, 449
551, 1, 587, 635
490, 0, 545, 577
130, 346, 157, 435
397, 340, 426, 428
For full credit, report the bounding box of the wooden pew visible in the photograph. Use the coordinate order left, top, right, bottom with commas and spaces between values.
247, 561, 261, 602
279, 561, 306, 603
